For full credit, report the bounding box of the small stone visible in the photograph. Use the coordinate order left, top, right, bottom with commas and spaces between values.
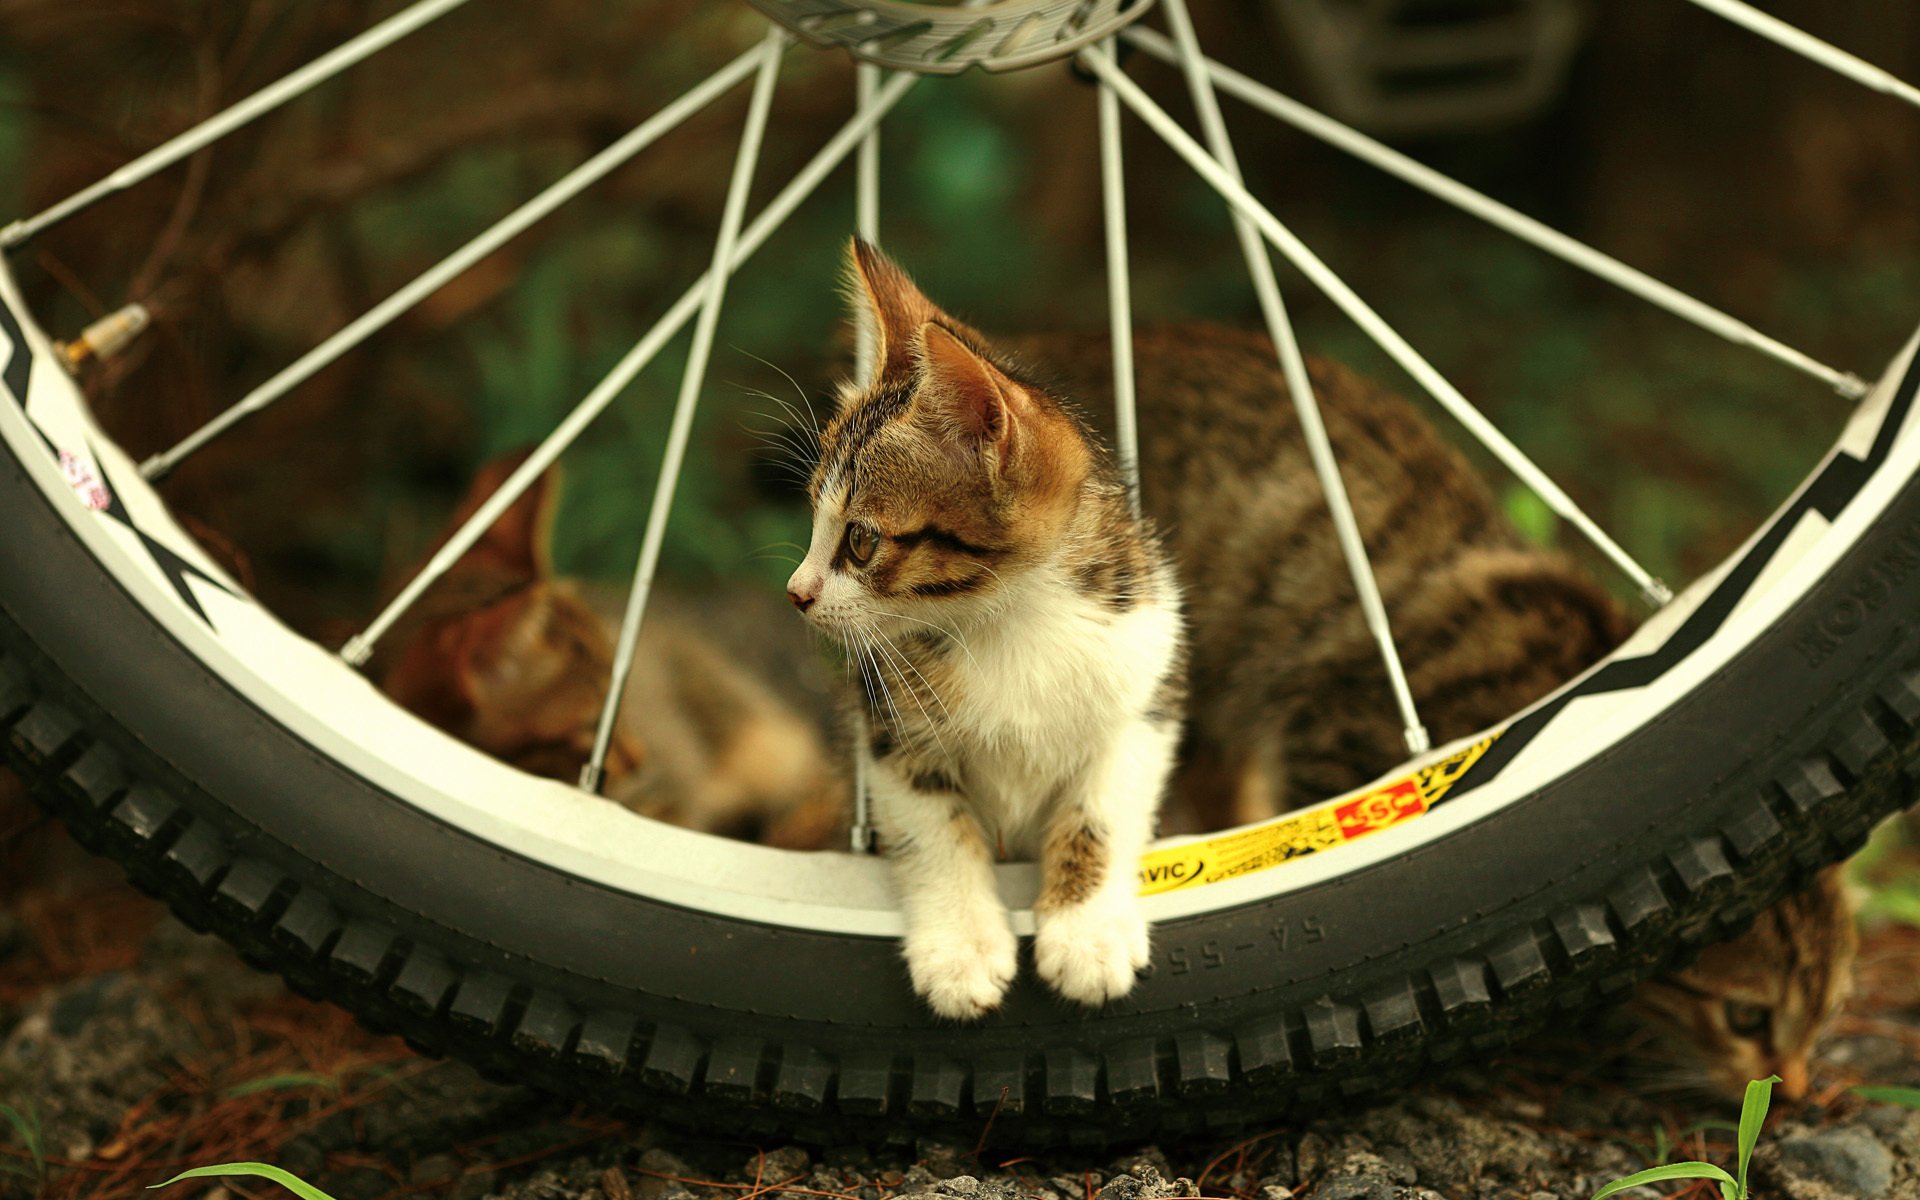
1293, 1134, 1335, 1179
1307, 1177, 1394, 1200
1111, 1148, 1174, 1182
902, 1165, 940, 1190
603, 1167, 634, 1200
1775, 1127, 1895, 1198
1378, 1148, 1417, 1186
755, 1146, 812, 1184
1095, 1167, 1198, 1200
637, 1148, 692, 1200
1260, 1187, 1293, 1200
918, 1141, 970, 1180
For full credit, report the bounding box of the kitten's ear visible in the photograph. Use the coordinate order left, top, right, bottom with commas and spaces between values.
447, 448, 560, 581
844, 237, 940, 391
914, 321, 1021, 452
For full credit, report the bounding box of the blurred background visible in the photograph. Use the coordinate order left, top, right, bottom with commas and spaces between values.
0, 0, 1915, 638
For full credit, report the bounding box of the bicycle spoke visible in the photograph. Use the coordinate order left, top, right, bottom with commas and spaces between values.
137, 44, 771, 482
1080, 43, 1672, 609
850, 61, 883, 855
1121, 26, 1870, 401
1683, 0, 1920, 111
0, 0, 477, 249
339, 69, 923, 672
1159, 0, 1426, 754
583, 29, 788, 792
854, 64, 883, 391
1096, 43, 1142, 518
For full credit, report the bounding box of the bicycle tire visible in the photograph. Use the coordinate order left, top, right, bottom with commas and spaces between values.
4, 287, 1919, 1144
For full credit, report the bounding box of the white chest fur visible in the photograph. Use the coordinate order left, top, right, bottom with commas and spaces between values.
928, 569, 1181, 848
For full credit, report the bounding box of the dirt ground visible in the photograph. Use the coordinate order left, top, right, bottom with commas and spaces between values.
4, 782, 1920, 1200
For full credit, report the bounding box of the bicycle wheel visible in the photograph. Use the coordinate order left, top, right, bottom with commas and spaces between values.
4, 0, 1919, 1148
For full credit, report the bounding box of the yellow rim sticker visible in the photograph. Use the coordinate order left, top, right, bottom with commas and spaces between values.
1136, 733, 1501, 897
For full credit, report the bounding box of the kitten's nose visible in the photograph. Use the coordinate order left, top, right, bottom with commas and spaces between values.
786, 570, 820, 612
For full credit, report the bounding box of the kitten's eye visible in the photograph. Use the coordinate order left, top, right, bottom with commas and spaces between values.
843, 523, 879, 567
1725, 1001, 1771, 1037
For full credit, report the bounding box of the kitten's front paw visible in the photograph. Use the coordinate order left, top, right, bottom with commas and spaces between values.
904, 914, 1018, 1020
1035, 898, 1150, 1007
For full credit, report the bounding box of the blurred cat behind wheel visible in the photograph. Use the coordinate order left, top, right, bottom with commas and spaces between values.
371, 449, 846, 849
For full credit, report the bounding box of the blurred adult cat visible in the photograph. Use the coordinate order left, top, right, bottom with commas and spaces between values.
374, 450, 843, 848
1628, 866, 1856, 1101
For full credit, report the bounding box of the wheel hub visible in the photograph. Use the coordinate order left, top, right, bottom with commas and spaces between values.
746, 0, 1155, 73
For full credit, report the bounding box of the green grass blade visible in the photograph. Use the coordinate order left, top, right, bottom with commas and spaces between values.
1853, 1085, 1920, 1110
1736, 1075, 1781, 1196
220, 1072, 341, 1099
0, 1102, 43, 1177
1592, 1162, 1739, 1200
149, 1163, 340, 1200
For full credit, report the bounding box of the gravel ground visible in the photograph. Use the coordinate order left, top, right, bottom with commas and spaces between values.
4, 802, 1920, 1200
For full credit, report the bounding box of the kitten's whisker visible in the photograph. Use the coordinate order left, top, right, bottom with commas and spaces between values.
851, 635, 887, 737
736, 387, 821, 458
742, 390, 813, 436
742, 420, 814, 463
868, 632, 956, 768
738, 348, 823, 448
875, 609, 978, 665
874, 634, 958, 728
859, 635, 911, 757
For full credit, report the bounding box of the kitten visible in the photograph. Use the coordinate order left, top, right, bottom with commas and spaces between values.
377, 450, 844, 848
1629, 866, 1856, 1102
787, 241, 1187, 1018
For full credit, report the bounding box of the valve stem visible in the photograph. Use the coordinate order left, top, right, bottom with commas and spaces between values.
54, 303, 151, 374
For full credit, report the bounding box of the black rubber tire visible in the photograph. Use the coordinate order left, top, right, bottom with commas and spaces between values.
3, 410, 1918, 1148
